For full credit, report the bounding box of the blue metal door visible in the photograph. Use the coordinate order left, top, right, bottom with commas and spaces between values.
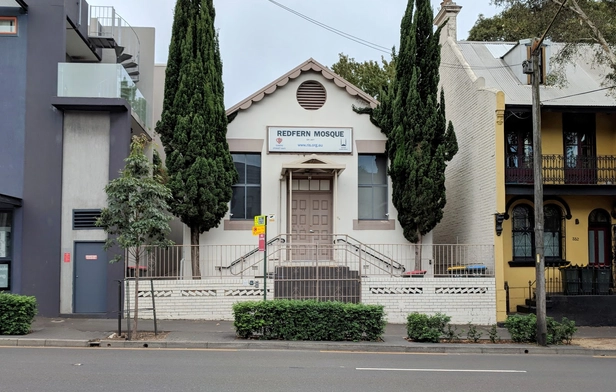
74, 242, 107, 313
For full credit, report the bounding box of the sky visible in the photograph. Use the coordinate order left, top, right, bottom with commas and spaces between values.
87, 0, 501, 107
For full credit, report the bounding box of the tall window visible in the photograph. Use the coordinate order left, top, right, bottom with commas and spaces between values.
0, 17, 17, 35
0, 211, 11, 290
511, 203, 564, 263
512, 205, 534, 260
505, 114, 533, 170
230, 154, 261, 220
544, 204, 562, 260
358, 154, 388, 220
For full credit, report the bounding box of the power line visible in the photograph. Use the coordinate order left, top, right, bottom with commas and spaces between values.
266, 0, 391, 54
541, 86, 615, 102
266, 1, 531, 71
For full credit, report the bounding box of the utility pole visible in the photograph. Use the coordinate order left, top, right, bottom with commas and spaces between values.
530, 40, 547, 347
523, 0, 568, 347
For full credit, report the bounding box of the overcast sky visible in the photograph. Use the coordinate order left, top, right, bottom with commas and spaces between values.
87, 0, 500, 107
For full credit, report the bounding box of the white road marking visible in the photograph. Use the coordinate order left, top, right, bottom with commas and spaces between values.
356, 368, 526, 373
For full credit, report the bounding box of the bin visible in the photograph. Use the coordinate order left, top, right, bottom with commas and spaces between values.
560, 266, 580, 295
581, 266, 594, 294
447, 266, 467, 277
466, 264, 487, 276
595, 266, 611, 295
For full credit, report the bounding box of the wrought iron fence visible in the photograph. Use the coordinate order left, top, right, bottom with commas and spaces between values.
506, 155, 616, 185
125, 236, 494, 280
524, 265, 615, 299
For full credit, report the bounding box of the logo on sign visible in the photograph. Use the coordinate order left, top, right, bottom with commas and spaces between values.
276, 137, 283, 144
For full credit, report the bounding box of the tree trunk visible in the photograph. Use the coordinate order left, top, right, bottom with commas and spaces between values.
414, 234, 423, 271
133, 249, 140, 339
191, 226, 201, 278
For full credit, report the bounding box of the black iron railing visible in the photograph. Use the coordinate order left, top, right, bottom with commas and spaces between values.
506, 155, 616, 185
527, 265, 614, 298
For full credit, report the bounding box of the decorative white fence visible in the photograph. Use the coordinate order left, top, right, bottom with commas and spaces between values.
125, 235, 494, 280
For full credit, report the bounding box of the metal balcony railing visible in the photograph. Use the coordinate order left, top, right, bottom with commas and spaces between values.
505, 155, 616, 185
88, 6, 140, 82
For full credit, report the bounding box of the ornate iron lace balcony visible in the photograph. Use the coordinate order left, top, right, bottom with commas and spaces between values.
505, 155, 616, 185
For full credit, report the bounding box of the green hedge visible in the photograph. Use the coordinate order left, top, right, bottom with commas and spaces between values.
504, 314, 577, 345
406, 312, 451, 343
232, 300, 386, 341
0, 293, 38, 335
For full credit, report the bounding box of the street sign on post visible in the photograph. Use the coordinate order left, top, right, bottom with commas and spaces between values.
258, 234, 265, 251
252, 226, 265, 236
254, 215, 266, 227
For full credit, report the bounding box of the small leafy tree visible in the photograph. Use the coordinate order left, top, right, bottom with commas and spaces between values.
97, 135, 173, 338
331, 52, 396, 100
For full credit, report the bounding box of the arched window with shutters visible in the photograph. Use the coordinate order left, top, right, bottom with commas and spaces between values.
588, 209, 611, 266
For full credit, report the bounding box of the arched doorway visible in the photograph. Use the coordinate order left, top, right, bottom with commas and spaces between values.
588, 209, 611, 266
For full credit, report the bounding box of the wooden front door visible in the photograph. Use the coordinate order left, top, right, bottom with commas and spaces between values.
291, 191, 332, 261
588, 226, 611, 266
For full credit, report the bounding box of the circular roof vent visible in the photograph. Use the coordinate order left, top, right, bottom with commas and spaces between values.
296, 80, 326, 110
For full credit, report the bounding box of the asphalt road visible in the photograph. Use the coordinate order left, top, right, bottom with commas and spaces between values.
1, 347, 615, 392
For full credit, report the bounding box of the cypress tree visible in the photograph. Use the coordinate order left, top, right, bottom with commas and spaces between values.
156, 0, 237, 278
386, 0, 458, 244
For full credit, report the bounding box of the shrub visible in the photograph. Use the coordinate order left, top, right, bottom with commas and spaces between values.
504, 314, 577, 345
0, 293, 38, 335
444, 324, 461, 342
466, 322, 483, 343
488, 324, 500, 343
406, 312, 451, 343
232, 300, 386, 341
504, 314, 537, 343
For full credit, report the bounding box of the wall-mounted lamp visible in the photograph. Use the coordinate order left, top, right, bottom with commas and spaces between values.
494, 213, 506, 236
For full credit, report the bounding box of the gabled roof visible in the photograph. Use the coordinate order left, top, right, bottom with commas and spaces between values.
281, 154, 346, 177
226, 58, 378, 116
455, 41, 616, 107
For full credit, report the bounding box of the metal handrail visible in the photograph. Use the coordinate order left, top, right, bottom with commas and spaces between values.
218, 235, 286, 271
334, 237, 405, 272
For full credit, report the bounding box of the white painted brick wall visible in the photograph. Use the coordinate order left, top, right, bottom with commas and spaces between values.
362, 277, 496, 325
125, 277, 496, 325
125, 279, 267, 320
433, 39, 498, 245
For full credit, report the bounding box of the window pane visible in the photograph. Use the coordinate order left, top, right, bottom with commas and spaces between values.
513, 233, 532, 258
0, 19, 16, 34
358, 187, 373, 219
373, 155, 387, 185
358, 155, 375, 184
373, 186, 388, 219
544, 232, 559, 258
233, 154, 246, 184
245, 155, 260, 184
0, 212, 11, 258
246, 186, 261, 218
598, 230, 605, 264
230, 187, 246, 219
589, 231, 596, 264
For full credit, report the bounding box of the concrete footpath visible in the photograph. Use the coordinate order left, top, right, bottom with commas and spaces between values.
1, 317, 616, 356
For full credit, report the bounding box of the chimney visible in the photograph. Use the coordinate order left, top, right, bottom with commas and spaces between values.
433, 0, 462, 43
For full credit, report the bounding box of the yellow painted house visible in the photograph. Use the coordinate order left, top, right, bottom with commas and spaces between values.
434, 2, 616, 324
